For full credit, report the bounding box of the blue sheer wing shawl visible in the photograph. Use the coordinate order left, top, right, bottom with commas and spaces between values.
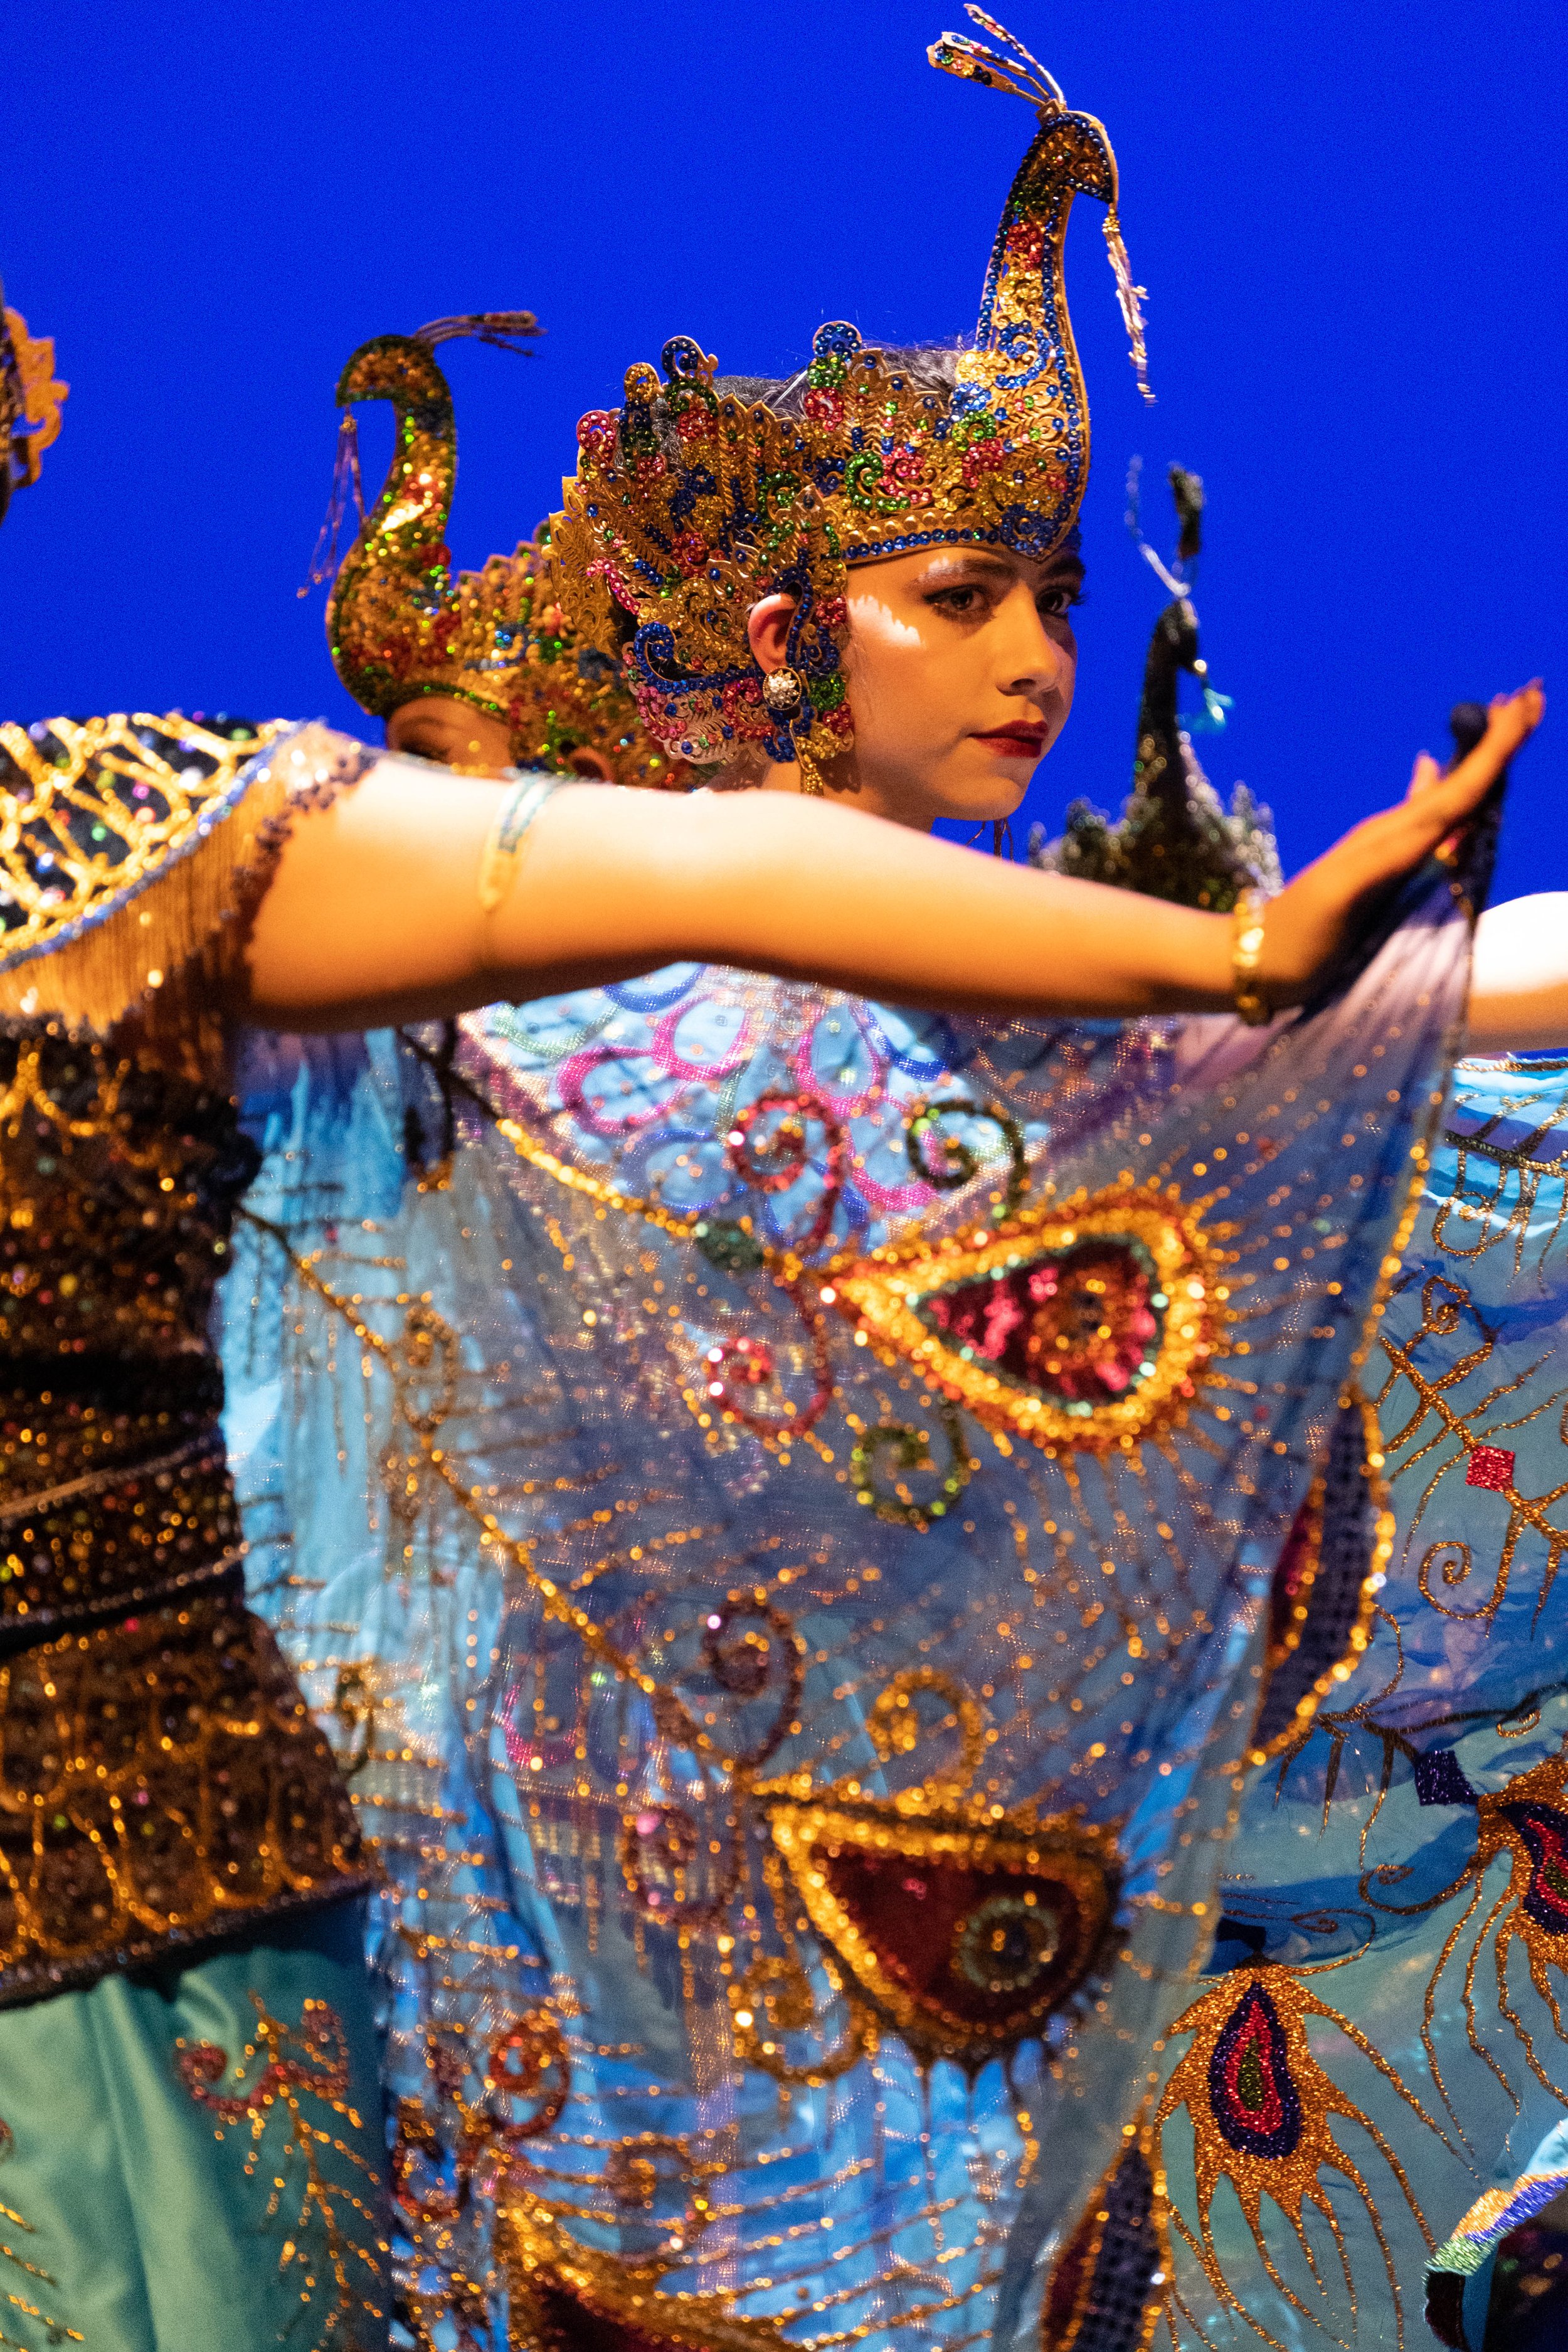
221, 866, 1470, 2351
1138, 1052, 1568, 2352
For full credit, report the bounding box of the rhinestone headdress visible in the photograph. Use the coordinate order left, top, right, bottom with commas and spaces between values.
0, 280, 68, 527
550, 11, 1151, 780
320, 322, 686, 786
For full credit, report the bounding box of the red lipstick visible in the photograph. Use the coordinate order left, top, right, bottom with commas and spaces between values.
972, 722, 1047, 760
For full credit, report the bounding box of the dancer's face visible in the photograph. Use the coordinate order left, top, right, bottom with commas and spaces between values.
384, 693, 615, 780
748, 541, 1082, 831
386, 696, 513, 773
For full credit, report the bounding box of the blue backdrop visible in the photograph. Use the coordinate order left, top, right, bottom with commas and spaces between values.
3, 0, 1564, 898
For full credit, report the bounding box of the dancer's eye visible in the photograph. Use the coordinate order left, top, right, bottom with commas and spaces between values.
1037, 579, 1085, 618
926, 585, 985, 617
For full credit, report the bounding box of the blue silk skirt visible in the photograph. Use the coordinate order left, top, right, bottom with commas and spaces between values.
0, 1899, 389, 2351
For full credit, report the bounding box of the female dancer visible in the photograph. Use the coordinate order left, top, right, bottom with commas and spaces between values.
238, 18, 1559, 2351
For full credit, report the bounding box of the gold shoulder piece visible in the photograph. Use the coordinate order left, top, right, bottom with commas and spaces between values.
0, 712, 298, 1030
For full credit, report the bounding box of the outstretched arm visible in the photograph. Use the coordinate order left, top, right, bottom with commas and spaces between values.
232, 687, 1542, 1032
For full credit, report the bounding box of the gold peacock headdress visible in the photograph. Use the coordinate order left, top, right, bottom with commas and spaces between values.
319, 317, 686, 786
549, 9, 1152, 782
0, 280, 68, 527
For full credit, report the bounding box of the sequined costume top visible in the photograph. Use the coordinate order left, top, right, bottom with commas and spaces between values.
0, 712, 375, 2003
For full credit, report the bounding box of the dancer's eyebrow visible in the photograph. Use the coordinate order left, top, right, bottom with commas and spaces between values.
913, 552, 1022, 586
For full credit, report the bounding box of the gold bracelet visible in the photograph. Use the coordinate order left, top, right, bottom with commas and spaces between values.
1231, 889, 1271, 1026
477, 775, 559, 917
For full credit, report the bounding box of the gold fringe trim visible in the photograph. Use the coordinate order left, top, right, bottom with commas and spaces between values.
0, 714, 295, 1033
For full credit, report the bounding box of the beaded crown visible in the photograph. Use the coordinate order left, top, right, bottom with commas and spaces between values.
0, 282, 68, 527
321, 321, 685, 786
550, 11, 1151, 777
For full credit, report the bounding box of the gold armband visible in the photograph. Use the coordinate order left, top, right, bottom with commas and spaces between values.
477, 776, 559, 918
1231, 889, 1271, 1026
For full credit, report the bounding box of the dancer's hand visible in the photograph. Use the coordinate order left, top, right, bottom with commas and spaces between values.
1256, 684, 1542, 1007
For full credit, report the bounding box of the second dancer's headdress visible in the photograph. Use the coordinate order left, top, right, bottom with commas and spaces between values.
319, 318, 686, 785
550, 10, 1152, 781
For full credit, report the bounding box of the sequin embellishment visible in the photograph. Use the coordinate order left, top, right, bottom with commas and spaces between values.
179, 1994, 388, 2349
503, 2191, 793, 2351
835, 1186, 1226, 1454
552, 21, 1147, 776
323, 329, 687, 787
1156, 1964, 1440, 2340
1042, 2122, 1169, 2352
1365, 1748, 1568, 2112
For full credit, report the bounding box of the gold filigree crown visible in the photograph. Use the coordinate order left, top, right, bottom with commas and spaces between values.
549, 10, 1150, 778
319, 320, 685, 786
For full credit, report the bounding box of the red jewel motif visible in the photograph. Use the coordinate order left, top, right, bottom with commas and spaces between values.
766, 1800, 1120, 2067
923, 1235, 1159, 1407
835, 1185, 1226, 1457
961, 435, 1007, 486
1004, 215, 1047, 270
529, 2281, 787, 2352
1466, 1443, 1515, 1490
505, 2192, 792, 2350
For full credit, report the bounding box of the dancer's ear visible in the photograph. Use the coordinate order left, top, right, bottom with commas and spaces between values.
746, 594, 799, 677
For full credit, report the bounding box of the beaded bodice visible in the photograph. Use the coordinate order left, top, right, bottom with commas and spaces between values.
0, 719, 374, 2001
0, 1027, 253, 1367
0, 1025, 256, 1635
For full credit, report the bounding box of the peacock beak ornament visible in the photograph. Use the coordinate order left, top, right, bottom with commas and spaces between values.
317, 315, 688, 787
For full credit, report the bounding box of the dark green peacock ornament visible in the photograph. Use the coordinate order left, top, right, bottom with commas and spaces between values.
1033, 463, 1278, 912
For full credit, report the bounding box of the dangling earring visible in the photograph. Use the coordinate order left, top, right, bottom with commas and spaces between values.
762, 667, 823, 795
794, 739, 825, 796
992, 820, 1015, 859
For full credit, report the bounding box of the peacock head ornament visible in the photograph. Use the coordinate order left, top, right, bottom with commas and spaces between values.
548, 9, 1152, 789
0, 280, 68, 530
318, 314, 687, 785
